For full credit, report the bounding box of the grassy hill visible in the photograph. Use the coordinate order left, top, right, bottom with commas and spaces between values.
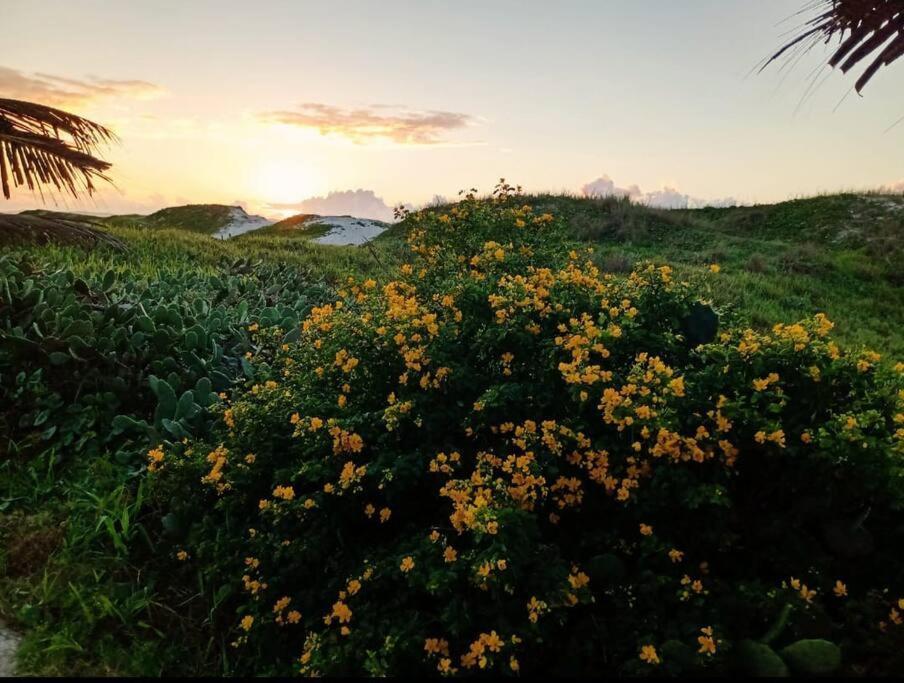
248, 213, 330, 239
380, 192, 904, 357
142, 204, 246, 234
14, 205, 266, 235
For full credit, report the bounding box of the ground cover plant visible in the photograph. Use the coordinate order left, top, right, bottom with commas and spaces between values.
150, 184, 904, 676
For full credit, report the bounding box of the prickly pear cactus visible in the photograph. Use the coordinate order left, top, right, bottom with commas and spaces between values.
735, 639, 789, 677
779, 639, 841, 676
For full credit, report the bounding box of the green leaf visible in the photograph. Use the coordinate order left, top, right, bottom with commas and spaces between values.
175, 390, 201, 420
48, 351, 70, 366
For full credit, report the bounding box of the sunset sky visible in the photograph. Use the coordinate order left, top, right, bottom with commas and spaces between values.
3, 0, 903, 219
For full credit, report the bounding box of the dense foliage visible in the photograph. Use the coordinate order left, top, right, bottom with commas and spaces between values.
0, 230, 353, 674
0, 251, 329, 463
154, 185, 904, 676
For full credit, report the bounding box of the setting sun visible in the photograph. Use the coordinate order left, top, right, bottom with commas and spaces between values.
247, 160, 325, 207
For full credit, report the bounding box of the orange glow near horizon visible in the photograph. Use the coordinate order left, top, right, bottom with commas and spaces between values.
246, 160, 326, 207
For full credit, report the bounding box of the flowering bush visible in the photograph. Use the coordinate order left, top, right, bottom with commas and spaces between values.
154, 184, 904, 676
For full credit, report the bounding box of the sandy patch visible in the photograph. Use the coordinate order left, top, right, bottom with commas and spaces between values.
213, 207, 272, 239
309, 216, 387, 246
0, 623, 19, 677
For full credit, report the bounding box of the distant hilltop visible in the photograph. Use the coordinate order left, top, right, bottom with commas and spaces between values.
15, 204, 390, 246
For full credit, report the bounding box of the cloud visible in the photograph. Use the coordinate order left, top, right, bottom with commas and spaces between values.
643, 186, 689, 210
0, 65, 163, 109
581, 174, 738, 210
259, 102, 477, 145
581, 175, 642, 200
267, 189, 395, 222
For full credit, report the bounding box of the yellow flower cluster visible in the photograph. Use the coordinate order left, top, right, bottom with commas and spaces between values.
147, 444, 165, 472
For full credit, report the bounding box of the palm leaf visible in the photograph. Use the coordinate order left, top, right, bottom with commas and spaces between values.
0, 98, 116, 200
0, 212, 127, 251
764, 0, 904, 93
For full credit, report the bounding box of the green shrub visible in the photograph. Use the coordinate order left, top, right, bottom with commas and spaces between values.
147, 186, 903, 676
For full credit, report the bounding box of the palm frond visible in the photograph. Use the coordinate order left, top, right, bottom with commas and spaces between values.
0, 98, 116, 200
0, 212, 127, 251
764, 0, 904, 93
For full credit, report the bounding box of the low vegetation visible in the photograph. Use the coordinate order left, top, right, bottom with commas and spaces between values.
1, 186, 902, 676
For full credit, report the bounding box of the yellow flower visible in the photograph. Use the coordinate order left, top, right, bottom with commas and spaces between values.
833, 580, 848, 597
709, 264, 720, 273
176, 549, 189, 561
147, 445, 165, 472
639, 523, 653, 536
240, 615, 254, 631
272, 485, 295, 501
424, 637, 450, 656
668, 548, 684, 563
443, 546, 458, 563
400, 556, 415, 573
379, 507, 392, 523
331, 600, 353, 623
568, 569, 590, 590
697, 626, 716, 655
639, 644, 660, 665
527, 596, 548, 623
437, 657, 455, 674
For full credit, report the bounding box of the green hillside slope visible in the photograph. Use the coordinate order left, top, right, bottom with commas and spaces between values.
380, 193, 904, 357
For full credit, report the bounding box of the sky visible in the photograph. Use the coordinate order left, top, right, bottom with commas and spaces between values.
2, 0, 903, 219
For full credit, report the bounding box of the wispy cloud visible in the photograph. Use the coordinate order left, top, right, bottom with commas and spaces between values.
259, 102, 477, 145
0, 65, 164, 109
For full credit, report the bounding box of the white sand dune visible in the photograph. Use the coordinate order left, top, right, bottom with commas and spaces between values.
213, 207, 272, 239
210, 209, 387, 245
309, 216, 387, 246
